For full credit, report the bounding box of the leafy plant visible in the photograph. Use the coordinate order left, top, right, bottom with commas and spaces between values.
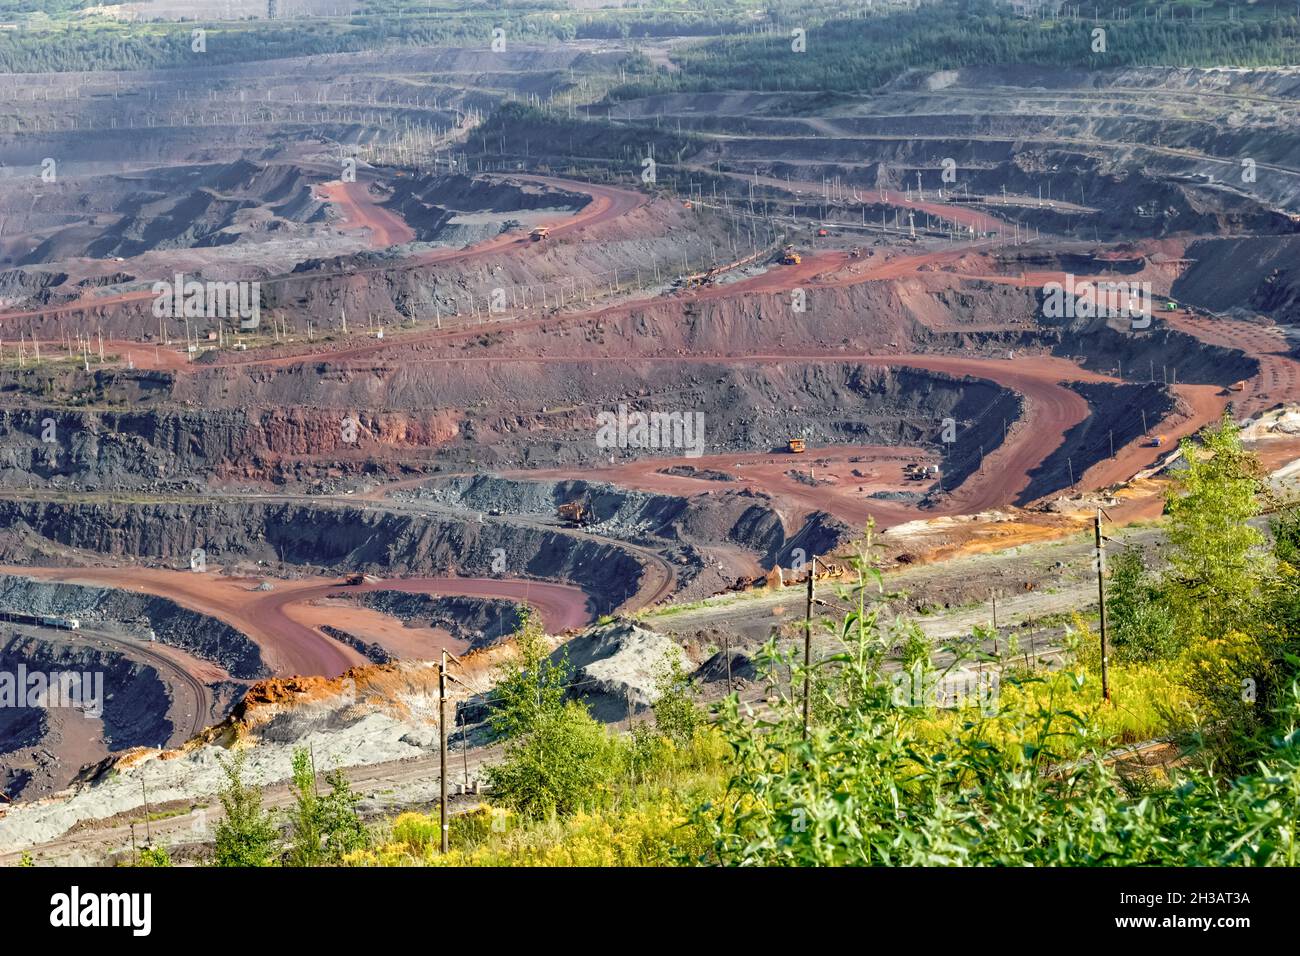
284, 748, 370, 866
485, 702, 623, 819
1164, 414, 1268, 639
651, 652, 703, 745
135, 845, 172, 868
488, 610, 570, 741
1107, 545, 1179, 662
212, 750, 279, 868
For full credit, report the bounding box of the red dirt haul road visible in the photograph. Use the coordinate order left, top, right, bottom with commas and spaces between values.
317, 180, 418, 247
1, 176, 1271, 529
0, 566, 593, 679
509, 353, 1107, 528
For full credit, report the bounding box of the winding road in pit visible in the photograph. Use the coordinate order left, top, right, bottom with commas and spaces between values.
9, 189, 1258, 531
1, 565, 596, 680
1, 172, 1289, 673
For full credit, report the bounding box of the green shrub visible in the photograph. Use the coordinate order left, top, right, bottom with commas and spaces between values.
485, 702, 623, 819
212, 751, 279, 868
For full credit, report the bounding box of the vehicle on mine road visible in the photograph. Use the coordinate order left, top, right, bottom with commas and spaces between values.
557, 498, 592, 526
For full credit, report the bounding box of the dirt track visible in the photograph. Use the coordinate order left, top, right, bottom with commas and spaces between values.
507, 352, 1107, 527
318, 180, 417, 247
0, 566, 593, 679
0, 172, 1284, 594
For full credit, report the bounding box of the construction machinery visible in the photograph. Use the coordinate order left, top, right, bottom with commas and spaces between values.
816, 561, 846, 581
557, 498, 592, 526
529, 226, 550, 241
674, 266, 721, 291
780, 246, 802, 265
1144, 435, 1168, 448
786, 437, 806, 453
849, 247, 862, 259
761, 558, 848, 589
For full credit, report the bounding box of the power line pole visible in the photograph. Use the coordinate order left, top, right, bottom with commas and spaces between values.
437, 648, 476, 849
803, 556, 816, 739
141, 774, 152, 844
1094, 509, 1111, 702
723, 631, 732, 689
440, 648, 449, 853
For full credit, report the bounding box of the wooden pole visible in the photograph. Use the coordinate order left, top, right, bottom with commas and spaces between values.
439, 649, 449, 852
803, 556, 816, 739
1095, 510, 1111, 702
141, 775, 152, 844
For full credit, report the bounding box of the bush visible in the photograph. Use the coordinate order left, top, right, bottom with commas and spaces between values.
651, 653, 702, 745
284, 748, 370, 866
134, 845, 172, 868
485, 702, 623, 819
1107, 546, 1179, 663
698, 566, 1300, 866
212, 751, 279, 868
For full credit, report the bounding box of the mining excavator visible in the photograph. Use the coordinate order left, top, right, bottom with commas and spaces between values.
557, 498, 592, 526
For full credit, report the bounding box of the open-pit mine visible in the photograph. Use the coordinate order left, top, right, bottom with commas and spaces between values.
1, 0, 1299, 874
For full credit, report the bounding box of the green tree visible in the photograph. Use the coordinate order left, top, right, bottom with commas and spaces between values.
485, 702, 622, 818
488, 610, 570, 740
212, 751, 279, 867
1107, 545, 1178, 662
314, 769, 369, 862
285, 749, 323, 867
483, 612, 626, 817
285, 748, 369, 866
1164, 414, 1268, 638
651, 652, 702, 745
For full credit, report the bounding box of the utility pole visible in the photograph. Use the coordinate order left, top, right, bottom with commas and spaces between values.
438, 648, 474, 851
803, 556, 816, 739
1094, 510, 1111, 702
439, 648, 448, 852
723, 631, 732, 689
141, 774, 152, 844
